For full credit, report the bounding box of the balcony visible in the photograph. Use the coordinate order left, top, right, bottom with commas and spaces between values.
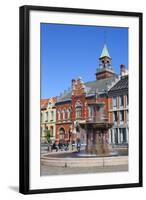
80, 116, 113, 130
87, 116, 108, 123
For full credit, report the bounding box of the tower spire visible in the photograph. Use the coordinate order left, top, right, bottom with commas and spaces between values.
95, 39, 115, 80
100, 44, 111, 59
100, 31, 110, 59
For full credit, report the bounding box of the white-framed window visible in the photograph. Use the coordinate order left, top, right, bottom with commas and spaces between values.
68, 108, 72, 120
62, 110, 65, 120
88, 106, 91, 118
88, 106, 94, 119
119, 95, 124, 107
126, 110, 129, 121
113, 111, 117, 122
66, 109, 68, 120
75, 100, 82, 119
66, 109, 71, 120
48, 101, 52, 108
113, 96, 117, 107
76, 107, 82, 119
51, 110, 54, 121
68, 108, 71, 120
122, 128, 127, 143
126, 94, 129, 106
45, 112, 48, 122
57, 110, 61, 121
120, 111, 124, 122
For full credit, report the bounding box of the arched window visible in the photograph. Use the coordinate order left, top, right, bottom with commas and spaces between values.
68, 128, 71, 141
59, 127, 65, 143
68, 108, 72, 120
57, 110, 61, 121
75, 100, 82, 119
62, 110, 65, 120
65, 109, 68, 120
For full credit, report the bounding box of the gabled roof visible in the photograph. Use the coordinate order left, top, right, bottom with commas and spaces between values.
57, 90, 72, 103
56, 75, 118, 103
100, 44, 111, 59
41, 99, 49, 109
48, 96, 57, 104
85, 76, 117, 95
41, 97, 57, 109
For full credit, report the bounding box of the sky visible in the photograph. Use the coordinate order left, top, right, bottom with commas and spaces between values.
41, 23, 128, 99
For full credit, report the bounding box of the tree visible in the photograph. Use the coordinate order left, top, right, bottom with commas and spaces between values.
46, 129, 51, 144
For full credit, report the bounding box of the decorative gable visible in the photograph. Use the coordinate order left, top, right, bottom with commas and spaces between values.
72, 77, 86, 96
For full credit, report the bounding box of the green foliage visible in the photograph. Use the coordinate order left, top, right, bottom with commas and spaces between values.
46, 129, 51, 143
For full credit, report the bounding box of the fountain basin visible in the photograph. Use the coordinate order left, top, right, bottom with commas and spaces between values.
41, 154, 128, 168
41, 149, 128, 167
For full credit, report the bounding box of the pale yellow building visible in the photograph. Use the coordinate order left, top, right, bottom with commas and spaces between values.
41, 97, 56, 143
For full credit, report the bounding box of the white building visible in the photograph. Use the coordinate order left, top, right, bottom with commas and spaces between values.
41, 97, 56, 143
108, 73, 129, 146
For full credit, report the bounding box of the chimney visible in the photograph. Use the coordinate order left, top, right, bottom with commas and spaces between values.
120, 64, 126, 76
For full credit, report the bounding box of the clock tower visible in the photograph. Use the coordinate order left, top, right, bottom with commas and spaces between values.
96, 44, 115, 80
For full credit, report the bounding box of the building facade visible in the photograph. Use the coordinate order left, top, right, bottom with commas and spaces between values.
108, 69, 128, 146
41, 97, 56, 143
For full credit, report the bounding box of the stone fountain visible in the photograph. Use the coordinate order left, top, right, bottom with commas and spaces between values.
76, 102, 117, 157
